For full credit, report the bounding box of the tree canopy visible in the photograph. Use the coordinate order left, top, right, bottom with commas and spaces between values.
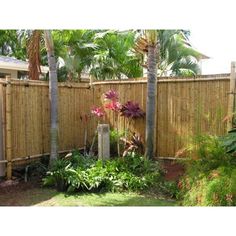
0, 29, 202, 80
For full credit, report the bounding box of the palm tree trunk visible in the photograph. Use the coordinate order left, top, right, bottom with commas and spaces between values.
44, 30, 58, 165
145, 33, 158, 159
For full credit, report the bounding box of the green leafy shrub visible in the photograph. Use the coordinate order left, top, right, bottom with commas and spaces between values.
179, 167, 236, 206
220, 128, 236, 155
185, 135, 235, 175
110, 129, 125, 157
159, 181, 180, 199
43, 153, 162, 193
43, 158, 71, 191
178, 134, 236, 206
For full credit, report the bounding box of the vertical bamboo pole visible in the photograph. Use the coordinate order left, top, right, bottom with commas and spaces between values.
5, 75, 12, 179
0, 84, 5, 177
227, 62, 236, 131
154, 80, 158, 157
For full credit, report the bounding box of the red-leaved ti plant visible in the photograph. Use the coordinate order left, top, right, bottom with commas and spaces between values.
120, 101, 145, 119
104, 100, 122, 112
104, 89, 119, 101
91, 106, 105, 118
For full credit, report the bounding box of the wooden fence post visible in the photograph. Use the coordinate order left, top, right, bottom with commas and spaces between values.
227, 62, 236, 131
5, 76, 12, 179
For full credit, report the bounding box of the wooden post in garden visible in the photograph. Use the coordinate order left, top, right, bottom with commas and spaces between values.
5, 76, 12, 179
227, 62, 236, 131
97, 124, 110, 160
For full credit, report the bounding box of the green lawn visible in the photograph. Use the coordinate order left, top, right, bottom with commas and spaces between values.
0, 187, 177, 206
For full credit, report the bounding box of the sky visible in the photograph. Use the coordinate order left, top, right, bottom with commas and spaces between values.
189, 28, 236, 74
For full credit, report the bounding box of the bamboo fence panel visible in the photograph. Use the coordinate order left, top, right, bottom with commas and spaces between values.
154, 78, 229, 157
0, 75, 231, 175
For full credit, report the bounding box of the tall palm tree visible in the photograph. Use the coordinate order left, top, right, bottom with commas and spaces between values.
44, 30, 58, 165
27, 30, 58, 165
144, 30, 159, 159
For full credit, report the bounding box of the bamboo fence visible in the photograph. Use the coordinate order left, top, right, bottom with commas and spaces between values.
0, 72, 233, 178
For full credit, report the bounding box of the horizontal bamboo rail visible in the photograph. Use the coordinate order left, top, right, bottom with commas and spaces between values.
10, 148, 81, 163
0, 79, 90, 88
93, 77, 229, 85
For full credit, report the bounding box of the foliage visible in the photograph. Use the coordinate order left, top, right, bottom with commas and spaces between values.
90, 31, 143, 80
90, 89, 145, 158
184, 135, 235, 174
120, 101, 145, 119
219, 127, 236, 154
0, 29, 201, 81
159, 181, 180, 199
0, 30, 27, 60
158, 30, 201, 76
121, 132, 144, 157
177, 134, 236, 206
43, 158, 71, 191
53, 30, 97, 81
104, 89, 119, 101
110, 129, 125, 156
135, 30, 201, 77
179, 167, 236, 206
43, 152, 162, 193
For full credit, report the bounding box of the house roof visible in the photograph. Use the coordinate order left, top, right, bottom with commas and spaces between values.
0, 55, 49, 73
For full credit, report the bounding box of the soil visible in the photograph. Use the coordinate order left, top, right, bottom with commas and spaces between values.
161, 160, 185, 181
0, 178, 41, 195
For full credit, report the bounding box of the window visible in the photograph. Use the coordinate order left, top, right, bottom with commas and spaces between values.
0, 72, 10, 78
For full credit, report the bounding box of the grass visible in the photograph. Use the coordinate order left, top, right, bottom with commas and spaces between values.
0, 187, 177, 206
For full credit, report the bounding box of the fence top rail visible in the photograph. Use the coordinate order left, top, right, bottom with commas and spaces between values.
0, 73, 230, 87
92, 74, 230, 85
0, 78, 90, 88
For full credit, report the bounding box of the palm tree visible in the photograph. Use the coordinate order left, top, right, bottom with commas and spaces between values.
90, 30, 142, 80
158, 30, 200, 76
144, 30, 159, 159
134, 30, 201, 77
44, 30, 58, 165
53, 30, 97, 81
27, 30, 58, 165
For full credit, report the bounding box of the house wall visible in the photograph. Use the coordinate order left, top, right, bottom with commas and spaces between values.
0, 68, 17, 79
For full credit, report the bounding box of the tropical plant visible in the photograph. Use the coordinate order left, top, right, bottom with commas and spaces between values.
177, 134, 236, 206
110, 129, 125, 156
220, 127, 236, 154
134, 30, 201, 77
53, 30, 97, 81
120, 132, 144, 157
158, 30, 201, 76
43, 152, 162, 193
0, 30, 27, 60
0, 29, 201, 81
179, 167, 236, 206
90, 30, 143, 80
120, 101, 145, 119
